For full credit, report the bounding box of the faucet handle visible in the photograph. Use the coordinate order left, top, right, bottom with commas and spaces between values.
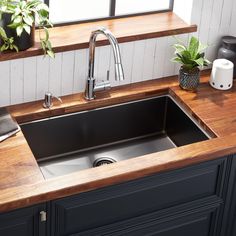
94, 81, 111, 92
54, 95, 62, 103
43, 92, 62, 109
106, 70, 110, 81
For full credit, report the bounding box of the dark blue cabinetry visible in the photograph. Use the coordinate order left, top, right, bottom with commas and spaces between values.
0, 204, 47, 236
50, 157, 229, 236
220, 155, 236, 236
1, 155, 234, 236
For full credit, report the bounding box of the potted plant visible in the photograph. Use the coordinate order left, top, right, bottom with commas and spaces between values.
172, 36, 211, 91
0, 0, 54, 57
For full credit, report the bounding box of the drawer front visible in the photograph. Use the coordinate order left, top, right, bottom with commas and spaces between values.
76, 197, 219, 236
51, 158, 228, 236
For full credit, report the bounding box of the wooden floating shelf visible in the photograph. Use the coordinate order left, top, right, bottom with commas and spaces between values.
0, 12, 197, 62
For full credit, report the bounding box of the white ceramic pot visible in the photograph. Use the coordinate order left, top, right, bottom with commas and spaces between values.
210, 59, 234, 90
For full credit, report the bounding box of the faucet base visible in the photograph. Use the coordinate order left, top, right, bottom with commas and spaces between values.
85, 78, 96, 100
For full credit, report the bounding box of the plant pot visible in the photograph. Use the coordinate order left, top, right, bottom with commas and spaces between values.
0, 13, 34, 51
179, 67, 200, 91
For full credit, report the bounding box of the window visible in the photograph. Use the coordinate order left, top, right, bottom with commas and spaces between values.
45, 0, 173, 25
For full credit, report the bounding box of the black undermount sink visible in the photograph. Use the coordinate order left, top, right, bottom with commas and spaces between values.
20, 95, 209, 179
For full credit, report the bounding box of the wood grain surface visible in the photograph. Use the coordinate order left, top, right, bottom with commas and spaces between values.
0, 12, 197, 62
2, 71, 236, 213
0, 132, 44, 190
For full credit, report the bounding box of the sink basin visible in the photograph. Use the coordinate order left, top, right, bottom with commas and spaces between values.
20, 95, 210, 179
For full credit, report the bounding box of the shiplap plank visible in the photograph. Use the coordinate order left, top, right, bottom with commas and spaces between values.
163, 37, 176, 77
120, 41, 134, 85
143, 38, 156, 81
198, 0, 214, 44
229, 0, 236, 36
10, 59, 24, 104
73, 49, 88, 93
153, 37, 168, 79
208, 0, 225, 45
190, 0, 204, 37
36, 56, 49, 100
49, 52, 62, 96
131, 40, 146, 83
220, 0, 234, 30
23, 57, 37, 102
0, 61, 10, 107
97, 46, 110, 82
61, 51, 74, 95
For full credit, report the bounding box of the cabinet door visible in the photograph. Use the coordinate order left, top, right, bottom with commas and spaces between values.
0, 204, 47, 236
220, 155, 236, 236
51, 158, 228, 236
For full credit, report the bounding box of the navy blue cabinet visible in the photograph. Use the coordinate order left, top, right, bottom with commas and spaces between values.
0, 156, 234, 236
220, 155, 236, 236
50, 157, 229, 236
0, 204, 47, 236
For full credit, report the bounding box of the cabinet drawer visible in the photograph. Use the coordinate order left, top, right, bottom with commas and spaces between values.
76, 197, 218, 236
51, 158, 227, 236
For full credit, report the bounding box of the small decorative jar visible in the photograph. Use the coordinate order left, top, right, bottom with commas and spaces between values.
218, 36, 236, 78
210, 59, 234, 90
179, 67, 200, 91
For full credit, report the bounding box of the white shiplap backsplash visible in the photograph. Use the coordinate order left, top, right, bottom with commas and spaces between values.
0, 0, 236, 107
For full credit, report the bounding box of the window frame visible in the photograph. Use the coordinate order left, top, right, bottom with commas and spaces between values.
44, 0, 174, 27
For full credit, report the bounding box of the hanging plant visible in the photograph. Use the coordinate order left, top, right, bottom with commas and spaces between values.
0, 0, 54, 58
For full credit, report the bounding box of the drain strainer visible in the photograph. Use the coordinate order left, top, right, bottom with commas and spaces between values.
93, 157, 117, 167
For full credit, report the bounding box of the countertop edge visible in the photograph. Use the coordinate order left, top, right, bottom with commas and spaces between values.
1, 71, 236, 213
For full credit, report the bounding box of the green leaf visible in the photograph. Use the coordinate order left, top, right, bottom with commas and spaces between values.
41, 41, 46, 52
38, 9, 49, 18
23, 14, 34, 26
188, 36, 199, 58
204, 59, 211, 65
0, 27, 7, 39
16, 25, 23, 36
7, 22, 20, 29
13, 15, 22, 24
23, 24, 31, 34
13, 45, 19, 52
173, 44, 186, 52
171, 57, 183, 64
194, 58, 204, 67
43, 27, 49, 41
0, 44, 7, 52
181, 50, 192, 64
46, 50, 55, 58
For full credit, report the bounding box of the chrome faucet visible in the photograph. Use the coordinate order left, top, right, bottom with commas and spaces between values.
84, 27, 125, 100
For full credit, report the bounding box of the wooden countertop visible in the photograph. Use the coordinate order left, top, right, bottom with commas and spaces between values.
1, 72, 236, 213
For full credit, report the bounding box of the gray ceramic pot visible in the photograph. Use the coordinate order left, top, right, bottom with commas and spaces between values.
179, 67, 200, 91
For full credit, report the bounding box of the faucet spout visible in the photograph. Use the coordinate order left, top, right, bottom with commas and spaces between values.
85, 27, 125, 100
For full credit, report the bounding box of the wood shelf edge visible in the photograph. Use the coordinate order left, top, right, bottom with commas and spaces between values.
0, 12, 197, 62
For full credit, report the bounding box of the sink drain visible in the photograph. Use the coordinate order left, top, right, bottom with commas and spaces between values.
93, 157, 117, 167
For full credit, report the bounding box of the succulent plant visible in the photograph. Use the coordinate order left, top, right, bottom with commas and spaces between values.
172, 36, 211, 71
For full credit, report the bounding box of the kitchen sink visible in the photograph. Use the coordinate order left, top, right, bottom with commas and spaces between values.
20, 95, 210, 179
